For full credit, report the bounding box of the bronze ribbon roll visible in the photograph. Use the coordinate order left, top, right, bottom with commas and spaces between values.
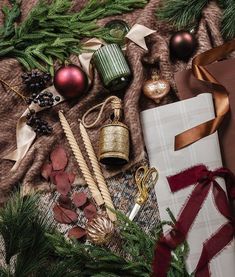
175, 39, 235, 150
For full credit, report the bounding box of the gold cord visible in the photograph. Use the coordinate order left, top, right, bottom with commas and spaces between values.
81, 96, 122, 128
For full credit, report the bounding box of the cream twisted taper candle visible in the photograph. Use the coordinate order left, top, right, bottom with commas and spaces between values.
79, 122, 116, 222
58, 111, 104, 206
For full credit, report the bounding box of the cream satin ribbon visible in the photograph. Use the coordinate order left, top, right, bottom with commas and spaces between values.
4, 86, 64, 171
79, 38, 104, 77
125, 23, 156, 50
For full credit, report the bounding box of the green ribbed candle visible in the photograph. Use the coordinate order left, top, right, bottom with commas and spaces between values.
93, 44, 131, 91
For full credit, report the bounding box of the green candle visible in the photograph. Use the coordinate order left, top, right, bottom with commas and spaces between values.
93, 44, 132, 91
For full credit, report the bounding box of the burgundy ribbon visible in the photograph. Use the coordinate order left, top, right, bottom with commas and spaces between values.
152, 165, 235, 277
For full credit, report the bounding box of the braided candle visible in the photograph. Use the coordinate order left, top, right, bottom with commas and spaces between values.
79, 122, 116, 222
58, 111, 104, 206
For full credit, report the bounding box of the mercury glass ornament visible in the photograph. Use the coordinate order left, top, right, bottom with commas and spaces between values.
142, 73, 170, 103
86, 215, 114, 245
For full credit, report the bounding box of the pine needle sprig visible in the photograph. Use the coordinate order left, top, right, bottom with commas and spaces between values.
156, 0, 209, 29
219, 0, 235, 39
156, 0, 235, 40
0, 0, 147, 74
0, 0, 21, 38
76, 0, 147, 22
0, 192, 54, 276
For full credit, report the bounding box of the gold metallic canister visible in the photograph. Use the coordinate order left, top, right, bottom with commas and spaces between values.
99, 121, 129, 165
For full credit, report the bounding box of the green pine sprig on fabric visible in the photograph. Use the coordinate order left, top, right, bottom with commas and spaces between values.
0, 192, 190, 277
156, 0, 209, 30
0, 192, 54, 277
0, 0, 21, 38
219, 0, 235, 40
0, 0, 147, 74
156, 0, 235, 40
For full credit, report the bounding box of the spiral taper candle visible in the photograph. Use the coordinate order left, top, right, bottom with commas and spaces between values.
79, 122, 116, 221
58, 111, 103, 206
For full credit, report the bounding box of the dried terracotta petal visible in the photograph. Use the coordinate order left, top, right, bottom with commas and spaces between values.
73, 192, 88, 208
41, 163, 52, 181
68, 226, 86, 240
84, 203, 97, 220
54, 172, 71, 195
58, 195, 72, 209
50, 170, 62, 184
68, 172, 75, 184
53, 204, 77, 224
50, 146, 68, 171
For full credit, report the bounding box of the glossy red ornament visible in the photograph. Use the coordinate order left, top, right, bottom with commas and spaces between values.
54, 64, 88, 99
169, 31, 197, 60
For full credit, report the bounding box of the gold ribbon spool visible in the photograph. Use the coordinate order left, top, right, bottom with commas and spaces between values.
82, 96, 130, 165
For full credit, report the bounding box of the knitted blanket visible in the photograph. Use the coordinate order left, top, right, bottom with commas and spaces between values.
0, 0, 225, 209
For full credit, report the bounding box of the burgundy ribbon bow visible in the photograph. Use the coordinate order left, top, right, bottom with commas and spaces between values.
152, 165, 235, 277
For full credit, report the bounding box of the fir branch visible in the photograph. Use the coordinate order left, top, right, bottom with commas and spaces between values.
156, 0, 235, 40
156, 0, 209, 29
0, 192, 55, 276
77, 0, 147, 21
219, 0, 235, 39
1, 0, 21, 38
0, 0, 147, 73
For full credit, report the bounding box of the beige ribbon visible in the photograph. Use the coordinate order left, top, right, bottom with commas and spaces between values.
125, 23, 156, 50
4, 86, 64, 170
79, 38, 104, 77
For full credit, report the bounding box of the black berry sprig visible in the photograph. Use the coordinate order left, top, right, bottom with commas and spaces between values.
22, 70, 51, 93
26, 109, 53, 135
26, 91, 60, 107
0, 78, 55, 136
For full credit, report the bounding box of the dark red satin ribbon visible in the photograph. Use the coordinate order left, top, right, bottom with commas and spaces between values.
152, 165, 235, 277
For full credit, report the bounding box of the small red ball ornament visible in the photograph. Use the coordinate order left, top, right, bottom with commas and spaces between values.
169, 31, 197, 61
54, 64, 89, 99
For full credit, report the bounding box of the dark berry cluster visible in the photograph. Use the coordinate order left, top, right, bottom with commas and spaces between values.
26, 109, 52, 135
26, 91, 60, 107
22, 70, 51, 92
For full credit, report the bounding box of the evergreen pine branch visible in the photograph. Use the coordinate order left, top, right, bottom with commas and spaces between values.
156, 0, 209, 29
115, 210, 155, 267
1, 0, 21, 38
219, 0, 235, 39
0, 0, 147, 73
156, 0, 235, 40
0, 268, 8, 277
77, 0, 147, 22
0, 192, 54, 276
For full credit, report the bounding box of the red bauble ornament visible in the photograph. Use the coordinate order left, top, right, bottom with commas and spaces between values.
169, 31, 197, 61
54, 64, 88, 99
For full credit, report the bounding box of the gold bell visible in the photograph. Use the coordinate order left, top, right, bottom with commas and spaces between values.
99, 121, 129, 165
82, 96, 130, 166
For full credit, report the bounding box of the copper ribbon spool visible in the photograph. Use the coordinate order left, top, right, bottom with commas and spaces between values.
175, 39, 235, 150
